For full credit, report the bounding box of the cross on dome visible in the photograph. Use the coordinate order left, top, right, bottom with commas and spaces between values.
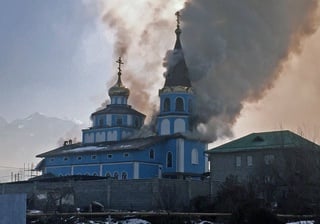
175, 11, 181, 30
116, 56, 124, 75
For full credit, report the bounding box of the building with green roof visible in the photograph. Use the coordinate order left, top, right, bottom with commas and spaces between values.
207, 130, 320, 207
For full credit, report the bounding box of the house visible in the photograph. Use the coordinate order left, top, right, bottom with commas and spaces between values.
35, 15, 209, 180
207, 130, 320, 205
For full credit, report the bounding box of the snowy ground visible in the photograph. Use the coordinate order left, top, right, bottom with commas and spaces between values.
286, 221, 314, 224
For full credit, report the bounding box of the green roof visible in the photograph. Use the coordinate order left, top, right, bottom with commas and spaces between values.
207, 130, 320, 153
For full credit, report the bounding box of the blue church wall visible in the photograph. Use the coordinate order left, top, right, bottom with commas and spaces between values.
73, 165, 100, 176
42, 137, 206, 178
139, 163, 160, 179
101, 163, 133, 179
46, 166, 71, 176
92, 113, 143, 129
110, 96, 127, 105
159, 92, 193, 115
157, 115, 191, 135
183, 140, 206, 174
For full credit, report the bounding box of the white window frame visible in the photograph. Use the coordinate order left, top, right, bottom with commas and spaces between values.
247, 155, 253, 166
236, 156, 241, 167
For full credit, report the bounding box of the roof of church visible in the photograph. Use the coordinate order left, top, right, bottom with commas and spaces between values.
163, 12, 192, 88
207, 130, 320, 154
92, 104, 145, 117
37, 133, 187, 157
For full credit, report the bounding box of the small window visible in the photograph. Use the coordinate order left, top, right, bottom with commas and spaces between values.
93, 172, 98, 176
122, 172, 128, 180
116, 117, 123, 125
77, 156, 82, 161
106, 172, 111, 178
107, 154, 113, 159
63, 157, 69, 161
191, 148, 199, 165
247, 156, 253, 166
253, 136, 264, 142
114, 172, 119, 180
175, 97, 184, 111
264, 154, 275, 165
99, 118, 103, 127
236, 156, 241, 167
50, 158, 55, 162
164, 98, 170, 112
167, 152, 173, 168
91, 155, 97, 160
149, 149, 155, 159
124, 153, 129, 157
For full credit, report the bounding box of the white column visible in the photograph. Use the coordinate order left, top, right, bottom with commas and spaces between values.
133, 162, 139, 179
99, 164, 103, 176
177, 138, 184, 172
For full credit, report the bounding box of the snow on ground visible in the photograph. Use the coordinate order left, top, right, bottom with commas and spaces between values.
118, 218, 151, 224
286, 221, 314, 224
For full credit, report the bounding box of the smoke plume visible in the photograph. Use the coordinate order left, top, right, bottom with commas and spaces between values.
100, 0, 319, 141
181, 0, 319, 141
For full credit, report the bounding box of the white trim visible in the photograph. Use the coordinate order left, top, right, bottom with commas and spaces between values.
72, 164, 100, 168
205, 154, 209, 172
177, 139, 184, 172
133, 162, 139, 179
46, 165, 72, 169
138, 161, 161, 166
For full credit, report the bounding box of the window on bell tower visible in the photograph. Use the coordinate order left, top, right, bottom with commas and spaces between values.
167, 152, 173, 168
164, 98, 170, 112
175, 97, 184, 111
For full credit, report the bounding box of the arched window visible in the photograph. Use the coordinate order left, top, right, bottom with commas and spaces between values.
164, 98, 170, 112
191, 148, 199, 165
106, 172, 111, 178
167, 152, 173, 168
134, 117, 139, 127
99, 118, 103, 127
114, 172, 119, 180
175, 97, 184, 111
149, 149, 155, 159
122, 172, 128, 180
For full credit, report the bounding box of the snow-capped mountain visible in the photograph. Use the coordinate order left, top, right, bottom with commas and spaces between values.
0, 116, 8, 129
0, 113, 85, 181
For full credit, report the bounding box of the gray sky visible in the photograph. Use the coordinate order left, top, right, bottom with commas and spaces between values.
0, 1, 113, 124
1, 0, 320, 143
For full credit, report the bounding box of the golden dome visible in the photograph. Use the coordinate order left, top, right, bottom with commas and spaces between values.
108, 72, 130, 97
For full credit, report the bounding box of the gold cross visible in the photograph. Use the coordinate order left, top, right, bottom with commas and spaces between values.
116, 57, 124, 73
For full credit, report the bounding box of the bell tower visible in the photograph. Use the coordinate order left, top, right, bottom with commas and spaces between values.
157, 12, 194, 136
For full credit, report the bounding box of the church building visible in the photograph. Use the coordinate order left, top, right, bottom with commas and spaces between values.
36, 14, 208, 180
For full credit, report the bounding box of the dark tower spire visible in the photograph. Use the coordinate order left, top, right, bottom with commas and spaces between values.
174, 11, 182, 50
163, 11, 191, 88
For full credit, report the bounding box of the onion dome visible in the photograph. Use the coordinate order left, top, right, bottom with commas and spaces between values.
108, 57, 130, 97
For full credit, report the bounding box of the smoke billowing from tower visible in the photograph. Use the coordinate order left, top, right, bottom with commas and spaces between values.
100, 0, 319, 141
